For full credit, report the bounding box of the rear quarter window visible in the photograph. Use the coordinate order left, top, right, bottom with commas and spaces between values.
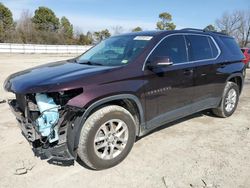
220, 36, 244, 58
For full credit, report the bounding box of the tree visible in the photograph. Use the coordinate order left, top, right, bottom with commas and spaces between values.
132, 27, 142, 32
93, 29, 111, 42
237, 10, 250, 47
101, 29, 111, 38
216, 11, 241, 35
0, 3, 14, 42
204, 24, 217, 31
112, 25, 124, 35
216, 10, 250, 47
78, 34, 92, 45
32, 7, 59, 32
60, 16, 73, 39
78, 31, 93, 45
16, 10, 37, 43
156, 12, 176, 30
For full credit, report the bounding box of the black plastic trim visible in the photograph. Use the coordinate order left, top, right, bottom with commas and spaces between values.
70, 94, 144, 152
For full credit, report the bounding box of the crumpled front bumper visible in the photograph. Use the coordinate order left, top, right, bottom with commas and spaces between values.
8, 99, 76, 164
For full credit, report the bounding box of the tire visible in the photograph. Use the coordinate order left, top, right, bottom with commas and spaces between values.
77, 105, 136, 170
212, 81, 239, 118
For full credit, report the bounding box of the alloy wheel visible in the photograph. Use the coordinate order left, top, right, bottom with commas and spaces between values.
94, 119, 129, 160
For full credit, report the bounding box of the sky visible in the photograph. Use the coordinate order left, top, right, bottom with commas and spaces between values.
1, 0, 250, 33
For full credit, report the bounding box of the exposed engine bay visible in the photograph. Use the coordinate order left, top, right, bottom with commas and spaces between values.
35, 93, 60, 143
8, 88, 83, 163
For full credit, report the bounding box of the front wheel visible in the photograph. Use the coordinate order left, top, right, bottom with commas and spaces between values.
212, 81, 239, 118
77, 105, 136, 170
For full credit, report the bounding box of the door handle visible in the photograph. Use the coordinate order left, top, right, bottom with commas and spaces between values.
220, 63, 227, 68
183, 69, 193, 75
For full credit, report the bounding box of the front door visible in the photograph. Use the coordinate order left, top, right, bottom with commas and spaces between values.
143, 34, 195, 129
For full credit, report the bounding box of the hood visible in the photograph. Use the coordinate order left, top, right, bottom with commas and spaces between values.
4, 60, 117, 94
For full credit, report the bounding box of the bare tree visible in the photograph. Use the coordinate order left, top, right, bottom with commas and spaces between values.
216, 11, 241, 35
216, 10, 250, 47
239, 10, 250, 47
112, 25, 124, 35
16, 10, 37, 43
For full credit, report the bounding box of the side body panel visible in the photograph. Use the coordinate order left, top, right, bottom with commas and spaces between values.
143, 64, 194, 129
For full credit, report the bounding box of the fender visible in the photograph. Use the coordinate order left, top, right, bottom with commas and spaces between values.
81, 94, 144, 125
213, 72, 245, 108
226, 72, 244, 93
67, 94, 145, 156
226, 73, 244, 84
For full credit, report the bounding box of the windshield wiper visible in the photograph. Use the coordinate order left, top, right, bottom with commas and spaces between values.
67, 58, 78, 63
78, 61, 103, 66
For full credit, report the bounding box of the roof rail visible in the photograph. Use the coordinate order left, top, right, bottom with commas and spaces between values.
181, 28, 227, 35
207, 31, 228, 36
181, 28, 205, 32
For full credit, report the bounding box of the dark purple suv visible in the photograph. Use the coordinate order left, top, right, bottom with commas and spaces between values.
4, 29, 245, 169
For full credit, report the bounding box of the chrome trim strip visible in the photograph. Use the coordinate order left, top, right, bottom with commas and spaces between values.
142, 33, 222, 70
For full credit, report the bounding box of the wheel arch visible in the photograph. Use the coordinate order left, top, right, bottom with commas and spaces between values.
226, 73, 244, 94
82, 94, 144, 127
69, 94, 144, 154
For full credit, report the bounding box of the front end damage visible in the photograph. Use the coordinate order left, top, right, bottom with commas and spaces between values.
8, 89, 83, 164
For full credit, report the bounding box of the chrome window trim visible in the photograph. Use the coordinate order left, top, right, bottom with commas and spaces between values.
142, 33, 222, 70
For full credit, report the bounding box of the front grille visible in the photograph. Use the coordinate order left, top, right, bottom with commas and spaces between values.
16, 94, 27, 113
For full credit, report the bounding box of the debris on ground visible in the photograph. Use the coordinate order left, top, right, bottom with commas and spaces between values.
162, 176, 168, 188
14, 160, 36, 175
0, 100, 6, 104
162, 176, 175, 188
201, 179, 218, 188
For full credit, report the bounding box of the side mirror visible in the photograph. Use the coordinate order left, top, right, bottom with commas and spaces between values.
147, 56, 173, 69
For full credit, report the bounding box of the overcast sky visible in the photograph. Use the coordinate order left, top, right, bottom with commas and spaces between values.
1, 0, 249, 33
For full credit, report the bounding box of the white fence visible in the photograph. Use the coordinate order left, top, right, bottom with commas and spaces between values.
0, 43, 92, 54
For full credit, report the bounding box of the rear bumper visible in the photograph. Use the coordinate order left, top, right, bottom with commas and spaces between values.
8, 99, 75, 163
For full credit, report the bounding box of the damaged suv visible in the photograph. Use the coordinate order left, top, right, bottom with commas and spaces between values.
4, 29, 245, 169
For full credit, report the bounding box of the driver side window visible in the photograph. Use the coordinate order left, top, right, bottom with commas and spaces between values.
149, 35, 188, 64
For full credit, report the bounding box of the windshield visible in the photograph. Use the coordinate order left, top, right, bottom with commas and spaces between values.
77, 35, 153, 66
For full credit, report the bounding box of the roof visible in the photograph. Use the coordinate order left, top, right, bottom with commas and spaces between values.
116, 28, 228, 38
115, 30, 166, 37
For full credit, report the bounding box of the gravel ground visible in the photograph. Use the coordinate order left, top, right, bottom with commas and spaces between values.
0, 54, 249, 188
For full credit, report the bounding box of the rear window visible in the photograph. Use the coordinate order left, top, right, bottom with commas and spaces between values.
220, 37, 243, 57
186, 35, 217, 61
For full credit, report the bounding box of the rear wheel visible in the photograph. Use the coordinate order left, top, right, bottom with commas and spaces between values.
212, 81, 239, 118
77, 105, 136, 170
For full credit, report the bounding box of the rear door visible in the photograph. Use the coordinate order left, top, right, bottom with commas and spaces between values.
185, 34, 221, 107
